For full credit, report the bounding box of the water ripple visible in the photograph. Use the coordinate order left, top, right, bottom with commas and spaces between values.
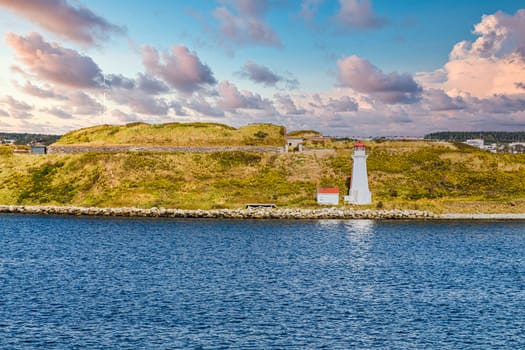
1, 216, 524, 349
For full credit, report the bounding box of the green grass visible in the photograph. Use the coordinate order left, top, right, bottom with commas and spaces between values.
2, 139, 525, 212
55, 122, 286, 147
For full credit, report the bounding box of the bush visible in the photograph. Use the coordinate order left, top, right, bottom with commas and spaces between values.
0, 145, 13, 156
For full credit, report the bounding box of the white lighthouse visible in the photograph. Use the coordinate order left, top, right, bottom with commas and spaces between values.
345, 141, 372, 205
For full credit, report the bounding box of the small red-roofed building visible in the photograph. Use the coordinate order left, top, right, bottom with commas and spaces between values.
317, 187, 339, 205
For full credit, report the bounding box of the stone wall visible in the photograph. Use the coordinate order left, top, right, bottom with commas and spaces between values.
47, 145, 284, 154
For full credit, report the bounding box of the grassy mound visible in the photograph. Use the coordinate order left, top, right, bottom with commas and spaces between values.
287, 130, 320, 138
55, 122, 286, 147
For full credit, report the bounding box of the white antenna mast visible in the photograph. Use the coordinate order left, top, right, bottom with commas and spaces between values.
102, 74, 106, 125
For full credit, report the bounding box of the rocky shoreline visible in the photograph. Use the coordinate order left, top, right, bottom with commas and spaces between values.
1, 205, 523, 220
0, 205, 436, 219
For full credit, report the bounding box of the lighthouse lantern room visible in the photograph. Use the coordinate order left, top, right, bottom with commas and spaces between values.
344, 141, 372, 205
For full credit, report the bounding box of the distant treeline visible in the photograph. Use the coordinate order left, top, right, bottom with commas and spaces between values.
0, 133, 61, 146
424, 131, 525, 143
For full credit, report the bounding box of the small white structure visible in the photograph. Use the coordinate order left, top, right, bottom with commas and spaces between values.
285, 138, 304, 152
345, 141, 372, 205
317, 188, 339, 205
465, 139, 484, 148
509, 142, 525, 153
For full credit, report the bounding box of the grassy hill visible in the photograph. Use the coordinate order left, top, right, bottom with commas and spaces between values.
55, 122, 286, 147
1, 127, 525, 213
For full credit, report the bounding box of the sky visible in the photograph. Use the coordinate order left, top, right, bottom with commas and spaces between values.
1, 0, 525, 137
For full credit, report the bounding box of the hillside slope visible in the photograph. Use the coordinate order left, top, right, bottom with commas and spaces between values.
54, 122, 286, 147
1, 139, 525, 213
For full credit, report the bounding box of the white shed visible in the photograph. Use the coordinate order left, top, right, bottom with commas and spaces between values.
317, 188, 339, 205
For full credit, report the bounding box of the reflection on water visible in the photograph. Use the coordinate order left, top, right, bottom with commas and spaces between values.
344, 220, 375, 269
345, 219, 375, 234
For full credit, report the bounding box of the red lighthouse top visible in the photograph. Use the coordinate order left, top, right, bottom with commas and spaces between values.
354, 140, 365, 149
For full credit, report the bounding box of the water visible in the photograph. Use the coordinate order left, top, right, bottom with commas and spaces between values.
1, 215, 524, 349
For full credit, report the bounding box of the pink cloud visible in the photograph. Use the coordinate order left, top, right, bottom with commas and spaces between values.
217, 80, 273, 110
9, 110, 33, 119
440, 10, 525, 97
336, 0, 387, 30
185, 96, 224, 117
45, 107, 72, 119
274, 93, 307, 115
3, 95, 32, 111
19, 81, 66, 99
0, 0, 125, 45
111, 109, 141, 124
423, 89, 466, 112
325, 96, 359, 112
136, 74, 170, 95
337, 55, 422, 104
214, 0, 281, 47
142, 45, 216, 94
110, 88, 170, 116
6, 32, 103, 88
66, 92, 103, 115
238, 60, 298, 89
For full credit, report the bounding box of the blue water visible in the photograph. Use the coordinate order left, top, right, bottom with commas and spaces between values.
1, 215, 524, 349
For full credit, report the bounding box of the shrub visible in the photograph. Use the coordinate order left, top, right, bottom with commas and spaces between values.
0, 145, 13, 156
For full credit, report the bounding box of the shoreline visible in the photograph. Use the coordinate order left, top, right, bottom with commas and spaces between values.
1, 205, 525, 220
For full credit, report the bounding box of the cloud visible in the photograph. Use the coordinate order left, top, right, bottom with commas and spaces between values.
106, 73, 170, 95
136, 74, 170, 95
185, 95, 225, 117
307, 94, 359, 113
109, 89, 170, 116
6, 32, 103, 88
337, 55, 422, 104
469, 94, 525, 114
424, 89, 466, 111
275, 94, 307, 115
3, 95, 32, 111
19, 81, 66, 99
0, 109, 8, 117
169, 101, 188, 116
217, 80, 273, 110
450, 10, 525, 59
0, 0, 125, 45
111, 109, 141, 123
142, 45, 216, 93
66, 92, 103, 115
336, 0, 387, 30
214, 0, 281, 47
325, 96, 359, 112
106, 74, 135, 89
9, 110, 33, 119
439, 9, 525, 97
238, 60, 299, 89
45, 107, 72, 119
300, 0, 324, 25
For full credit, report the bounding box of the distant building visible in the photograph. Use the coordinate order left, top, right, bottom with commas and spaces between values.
482, 143, 498, 153
285, 138, 304, 152
508, 142, 525, 154
465, 139, 484, 148
31, 145, 47, 154
317, 188, 339, 205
